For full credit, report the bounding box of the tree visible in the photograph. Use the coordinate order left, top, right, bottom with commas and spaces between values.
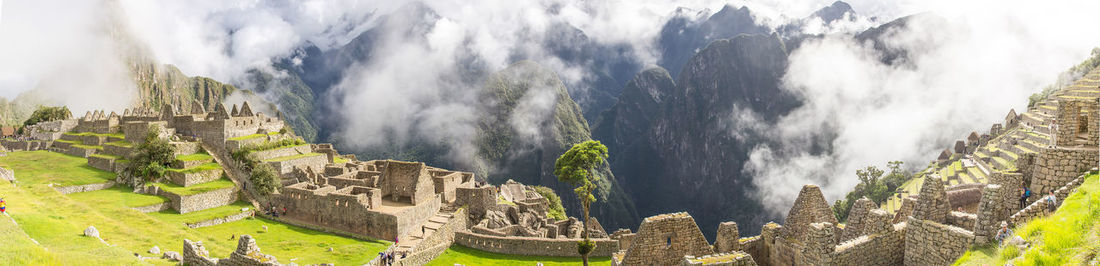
123, 126, 175, 187
833, 161, 915, 222
554, 140, 608, 266
22, 105, 72, 127
250, 163, 279, 196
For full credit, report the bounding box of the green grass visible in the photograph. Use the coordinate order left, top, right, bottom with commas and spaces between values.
166, 162, 222, 174
956, 173, 1100, 265
333, 156, 348, 164
429, 245, 612, 266
105, 141, 133, 148
71, 144, 104, 150
264, 153, 323, 162
63, 132, 125, 139
227, 132, 280, 141
176, 153, 213, 162
153, 178, 235, 196
55, 139, 80, 145
146, 201, 252, 224
68, 186, 168, 207
0, 150, 389, 265
0, 151, 116, 186
89, 153, 122, 160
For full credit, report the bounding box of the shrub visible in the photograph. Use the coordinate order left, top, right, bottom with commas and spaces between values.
532, 186, 567, 221
22, 105, 72, 127
122, 125, 176, 186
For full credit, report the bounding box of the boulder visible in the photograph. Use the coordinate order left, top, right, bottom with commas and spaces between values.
484, 210, 510, 229
83, 226, 99, 238
161, 251, 181, 261
149, 246, 160, 254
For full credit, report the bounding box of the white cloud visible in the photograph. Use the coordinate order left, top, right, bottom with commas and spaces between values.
747, 0, 1100, 215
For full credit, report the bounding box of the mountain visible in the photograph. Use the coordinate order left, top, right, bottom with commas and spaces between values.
595, 34, 800, 239
658, 5, 771, 78
477, 60, 639, 231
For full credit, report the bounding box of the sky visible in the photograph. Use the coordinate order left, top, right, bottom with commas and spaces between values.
2, 0, 1100, 215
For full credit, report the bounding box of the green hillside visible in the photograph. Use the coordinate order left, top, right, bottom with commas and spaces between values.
955, 173, 1100, 265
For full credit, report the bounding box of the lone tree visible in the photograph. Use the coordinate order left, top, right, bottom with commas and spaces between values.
554, 140, 608, 266
123, 125, 176, 187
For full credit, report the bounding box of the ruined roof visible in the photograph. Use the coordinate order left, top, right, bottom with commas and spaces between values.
967, 132, 980, 142
0, 127, 14, 136
1006, 109, 1017, 120
938, 149, 952, 160
781, 185, 838, 240
239, 101, 254, 117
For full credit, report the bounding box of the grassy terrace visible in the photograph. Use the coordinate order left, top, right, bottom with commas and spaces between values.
55, 139, 80, 145
0, 151, 115, 186
429, 245, 612, 266
264, 153, 323, 162
153, 178, 235, 196
71, 144, 104, 150
105, 140, 133, 148
956, 173, 1100, 265
334, 156, 348, 164
63, 132, 125, 139
166, 162, 222, 174
227, 132, 281, 141
0, 150, 389, 265
176, 153, 213, 162
89, 153, 122, 160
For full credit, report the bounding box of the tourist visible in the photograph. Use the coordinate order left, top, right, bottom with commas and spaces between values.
1019, 186, 1031, 209
1050, 119, 1058, 148
0, 198, 6, 214
422, 225, 426, 236
995, 221, 1013, 245
1043, 190, 1057, 215
282, 207, 287, 216
229, 234, 235, 240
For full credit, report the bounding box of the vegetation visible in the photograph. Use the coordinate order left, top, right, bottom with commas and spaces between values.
166, 162, 222, 174
121, 126, 176, 186
955, 173, 1100, 265
0, 150, 115, 186
21, 105, 72, 128
0, 150, 389, 265
532, 186, 567, 220
1028, 47, 1100, 107
833, 161, 913, 221
230, 138, 307, 170
153, 178, 235, 196
429, 245, 612, 266
250, 163, 280, 196
554, 140, 609, 266
176, 152, 213, 162
265, 153, 323, 162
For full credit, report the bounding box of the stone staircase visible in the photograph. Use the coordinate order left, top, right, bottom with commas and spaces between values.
889, 66, 1100, 213
394, 211, 457, 254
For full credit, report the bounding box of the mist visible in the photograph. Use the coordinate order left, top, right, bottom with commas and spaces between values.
0, 0, 136, 114
745, 0, 1100, 215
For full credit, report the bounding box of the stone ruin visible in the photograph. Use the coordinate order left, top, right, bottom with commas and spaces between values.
271, 159, 474, 241
183, 235, 282, 266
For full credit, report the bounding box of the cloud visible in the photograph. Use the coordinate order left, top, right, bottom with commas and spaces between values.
746, 0, 1100, 215
0, 0, 135, 113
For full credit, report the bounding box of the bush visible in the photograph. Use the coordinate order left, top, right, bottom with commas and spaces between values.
250, 163, 280, 195
577, 239, 596, 256
532, 186, 567, 220
122, 126, 176, 186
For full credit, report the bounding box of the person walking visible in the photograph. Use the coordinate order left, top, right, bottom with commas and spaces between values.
1019, 186, 1032, 209
0, 198, 6, 214
1043, 190, 1057, 215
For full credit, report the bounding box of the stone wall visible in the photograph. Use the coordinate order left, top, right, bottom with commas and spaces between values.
272, 184, 440, 241
904, 217, 973, 266
682, 251, 758, 266
831, 223, 905, 266
454, 231, 620, 257
947, 211, 977, 229
1055, 99, 1099, 147
779, 185, 838, 241
1010, 173, 1087, 225
266, 153, 327, 177
87, 155, 115, 172
166, 168, 223, 187
187, 211, 253, 229
714, 221, 741, 253
145, 185, 238, 214
616, 212, 713, 265
54, 181, 116, 194
1022, 147, 1098, 199
250, 145, 311, 161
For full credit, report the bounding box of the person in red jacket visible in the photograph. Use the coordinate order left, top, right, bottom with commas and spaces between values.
1, 198, 6, 214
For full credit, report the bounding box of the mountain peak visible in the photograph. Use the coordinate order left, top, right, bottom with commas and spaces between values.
811, 1, 855, 23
